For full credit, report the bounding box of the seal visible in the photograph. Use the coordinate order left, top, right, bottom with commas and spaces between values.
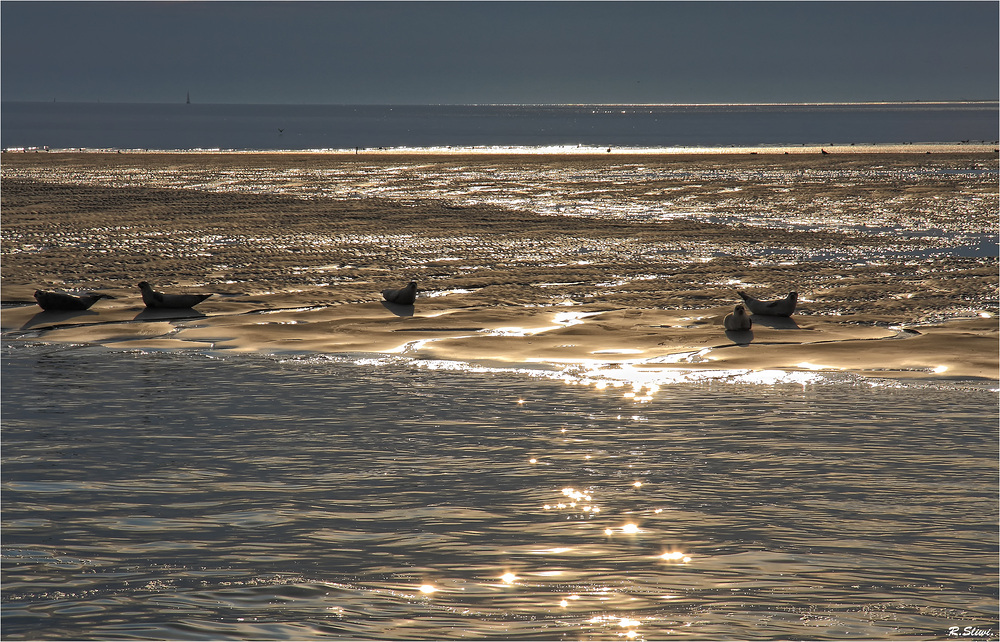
382, 281, 417, 305
34, 290, 113, 312
137, 281, 213, 309
723, 304, 753, 331
737, 290, 797, 317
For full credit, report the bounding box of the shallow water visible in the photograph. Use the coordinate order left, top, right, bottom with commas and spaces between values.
3, 343, 997, 640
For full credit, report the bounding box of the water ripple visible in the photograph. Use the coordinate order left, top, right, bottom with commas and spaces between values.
2, 345, 997, 640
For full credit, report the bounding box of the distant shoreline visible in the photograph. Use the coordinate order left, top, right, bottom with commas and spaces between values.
3, 99, 998, 107
4, 143, 997, 156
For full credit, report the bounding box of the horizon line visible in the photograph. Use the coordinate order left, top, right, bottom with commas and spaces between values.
3, 99, 998, 108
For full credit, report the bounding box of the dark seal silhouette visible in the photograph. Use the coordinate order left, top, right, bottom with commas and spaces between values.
137, 281, 213, 309
737, 291, 797, 317
34, 290, 113, 312
382, 281, 417, 305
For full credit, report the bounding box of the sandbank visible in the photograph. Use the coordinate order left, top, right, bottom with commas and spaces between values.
2, 152, 996, 381
2, 295, 995, 380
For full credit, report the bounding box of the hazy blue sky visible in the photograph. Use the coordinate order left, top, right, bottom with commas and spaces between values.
3, 1, 997, 104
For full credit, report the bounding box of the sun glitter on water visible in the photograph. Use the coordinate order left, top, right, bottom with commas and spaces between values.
606, 523, 641, 535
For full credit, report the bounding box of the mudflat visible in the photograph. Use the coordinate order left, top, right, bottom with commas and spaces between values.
2, 152, 996, 379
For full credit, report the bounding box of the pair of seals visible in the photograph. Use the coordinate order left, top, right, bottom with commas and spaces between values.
382, 281, 417, 305
137, 281, 213, 309
33, 290, 114, 312
34, 282, 215, 312
724, 290, 798, 332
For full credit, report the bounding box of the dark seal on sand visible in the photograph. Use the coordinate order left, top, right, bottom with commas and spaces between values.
382, 281, 418, 305
737, 291, 797, 317
34, 290, 113, 312
138, 281, 213, 309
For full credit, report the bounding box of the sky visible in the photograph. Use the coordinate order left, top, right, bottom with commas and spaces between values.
2, 1, 997, 105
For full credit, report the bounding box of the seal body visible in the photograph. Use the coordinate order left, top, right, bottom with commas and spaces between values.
137, 281, 212, 309
34, 290, 111, 312
724, 304, 753, 331
737, 291, 797, 317
382, 281, 417, 305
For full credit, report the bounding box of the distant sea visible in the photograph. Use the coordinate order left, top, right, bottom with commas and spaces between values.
2, 102, 998, 152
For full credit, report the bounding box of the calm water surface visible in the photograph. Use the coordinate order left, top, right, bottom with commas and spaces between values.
2, 343, 997, 640
3, 102, 997, 151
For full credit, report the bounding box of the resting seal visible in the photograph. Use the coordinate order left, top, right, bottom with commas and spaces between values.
382, 281, 417, 305
137, 281, 213, 309
737, 291, 797, 317
34, 290, 113, 312
723, 304, 753, 331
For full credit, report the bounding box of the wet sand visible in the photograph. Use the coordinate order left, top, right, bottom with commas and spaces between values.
2, 152, 997, 380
